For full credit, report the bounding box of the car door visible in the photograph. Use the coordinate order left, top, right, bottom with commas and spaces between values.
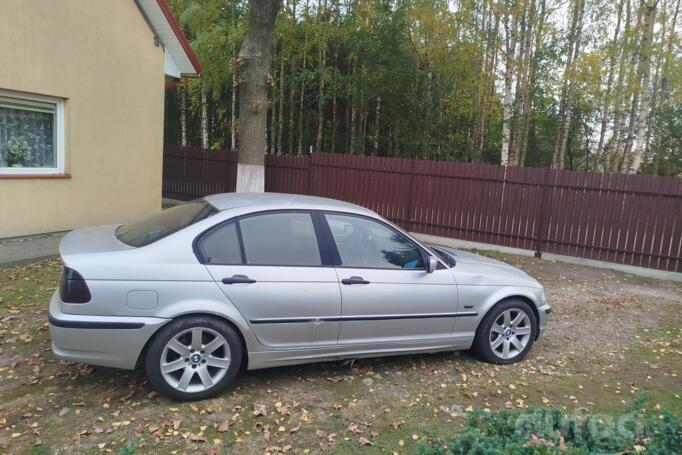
322, 213, 459, 345
199, 211, 341, 349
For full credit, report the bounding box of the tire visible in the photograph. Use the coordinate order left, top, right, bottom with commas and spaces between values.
472, 299, 537, 365
145, 316, 243, 401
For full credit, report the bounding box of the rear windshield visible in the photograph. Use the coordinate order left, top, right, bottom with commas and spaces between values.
116, 200, 216, 247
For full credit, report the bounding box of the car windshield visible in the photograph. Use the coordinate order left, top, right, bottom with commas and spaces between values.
116, 200, 216, 247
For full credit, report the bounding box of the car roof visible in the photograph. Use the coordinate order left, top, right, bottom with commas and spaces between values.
203, 192, 375, 215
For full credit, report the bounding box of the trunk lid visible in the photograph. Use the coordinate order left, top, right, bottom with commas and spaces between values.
59, 224, 133, 260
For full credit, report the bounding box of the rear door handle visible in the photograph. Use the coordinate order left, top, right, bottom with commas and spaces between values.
222, 275, 256, 284
341, 276, 370, 285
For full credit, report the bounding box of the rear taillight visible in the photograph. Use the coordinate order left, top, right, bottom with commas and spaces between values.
59, 267, 91, 303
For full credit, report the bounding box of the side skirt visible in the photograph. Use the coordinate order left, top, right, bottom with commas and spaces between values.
246, 336, 474, 370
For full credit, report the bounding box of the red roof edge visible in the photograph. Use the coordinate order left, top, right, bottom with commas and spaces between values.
156, 0, 202, 75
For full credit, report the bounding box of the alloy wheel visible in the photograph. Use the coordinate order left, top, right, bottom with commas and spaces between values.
160, 327, 231, 393
489, 308, 532, 360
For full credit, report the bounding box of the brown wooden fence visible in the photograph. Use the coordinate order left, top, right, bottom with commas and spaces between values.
163, 145, 238, 200
163, 146, 682, 272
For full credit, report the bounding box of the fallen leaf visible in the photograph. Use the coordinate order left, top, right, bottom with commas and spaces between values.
217, 421, 232, 433
188, 433, 207, 442
389, 419, 404, 429
359, 436, 374, 446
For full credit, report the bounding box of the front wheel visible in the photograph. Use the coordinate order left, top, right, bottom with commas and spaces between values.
145, 316, 243, 401
472, 299, 537, 365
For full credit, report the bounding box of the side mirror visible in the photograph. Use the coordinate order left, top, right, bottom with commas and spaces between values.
425, 256, 438, 273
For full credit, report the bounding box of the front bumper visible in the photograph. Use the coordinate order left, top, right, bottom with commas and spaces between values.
48, 290, 170, 369
536, 303, 551, 339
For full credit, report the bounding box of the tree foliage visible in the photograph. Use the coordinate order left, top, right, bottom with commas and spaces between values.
166, 0, 682, 176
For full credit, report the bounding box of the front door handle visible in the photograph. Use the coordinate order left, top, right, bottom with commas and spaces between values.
222, 275, 256, 284
341, 276, 370, 285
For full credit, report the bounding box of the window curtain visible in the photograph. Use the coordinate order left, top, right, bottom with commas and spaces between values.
0, 98, 55, 168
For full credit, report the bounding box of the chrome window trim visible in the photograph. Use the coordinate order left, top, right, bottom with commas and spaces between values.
193, 207, 447, 270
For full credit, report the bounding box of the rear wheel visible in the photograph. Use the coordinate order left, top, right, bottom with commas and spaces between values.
145, 316, 242, 401
473, 299, 537, 365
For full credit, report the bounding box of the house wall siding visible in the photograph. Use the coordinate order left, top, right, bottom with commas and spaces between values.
0, 0, 165, 238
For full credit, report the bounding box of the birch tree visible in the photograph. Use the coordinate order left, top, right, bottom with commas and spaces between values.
552, 0, 585, 169
501, 0, 519, 166
629, 0, 659, 173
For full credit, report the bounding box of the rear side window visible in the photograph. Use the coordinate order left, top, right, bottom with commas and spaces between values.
239, 212, 321, 266
116, 200, 215, 247
198, 222, 242, 264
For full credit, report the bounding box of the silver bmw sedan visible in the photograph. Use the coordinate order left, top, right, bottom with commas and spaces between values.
48, 193, 550, 401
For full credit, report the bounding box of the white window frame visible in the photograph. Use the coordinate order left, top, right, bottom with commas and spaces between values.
0, 89, 65, 175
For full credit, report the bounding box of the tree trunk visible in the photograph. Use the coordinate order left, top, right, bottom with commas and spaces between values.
595, 0, 624, 169
236, 0, 281, 192
622, 70, 641, 170
297, 4, 309, 155
477, 7, 500, 162
558, 0, 585, 168
629, 0, 658, 173
315, 43, 326, 152
201, 88, 209, 149
510, 0, 531, 165
519, 0, 546, 165
425, 58, 434, 156
621, 3, 644, 171
512, 0, 535, 165
269, 43, 277, 155
349, 58, 357, 154
288, 57, 296, 155
473, 2, 492, 162
649, 0, 680, 170
230, 51, 238, 152
373, 96, 381, 156
297, 43, 307, 155
330, 46, 338, 153
180, 82, 187, 147
552, 0, 585, 169
360, 94, 367, 155
606, 0, 632, 170
501, 0, 519, 166
277, 57, 285, 154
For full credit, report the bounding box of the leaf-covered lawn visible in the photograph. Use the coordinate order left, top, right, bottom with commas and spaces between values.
0, 255, 680, 454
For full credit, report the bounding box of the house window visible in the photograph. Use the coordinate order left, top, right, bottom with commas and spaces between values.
0, 90, 65, 174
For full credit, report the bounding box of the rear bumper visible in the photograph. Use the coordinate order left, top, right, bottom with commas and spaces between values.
48, 290, 170, 369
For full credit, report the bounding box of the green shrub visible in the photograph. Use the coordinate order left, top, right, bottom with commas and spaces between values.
417, 402, 681, 455
119, 437, 140, 455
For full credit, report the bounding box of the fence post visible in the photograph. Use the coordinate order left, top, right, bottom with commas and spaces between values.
534, 167, 552, 258
406, 159, 417, 232
307, 152, 315, 195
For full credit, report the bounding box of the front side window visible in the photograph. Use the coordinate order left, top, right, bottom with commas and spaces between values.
239, 212, 322, 266
0, 90, 64, 174
116, 200, 216, 247
326, 214, 424, 269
